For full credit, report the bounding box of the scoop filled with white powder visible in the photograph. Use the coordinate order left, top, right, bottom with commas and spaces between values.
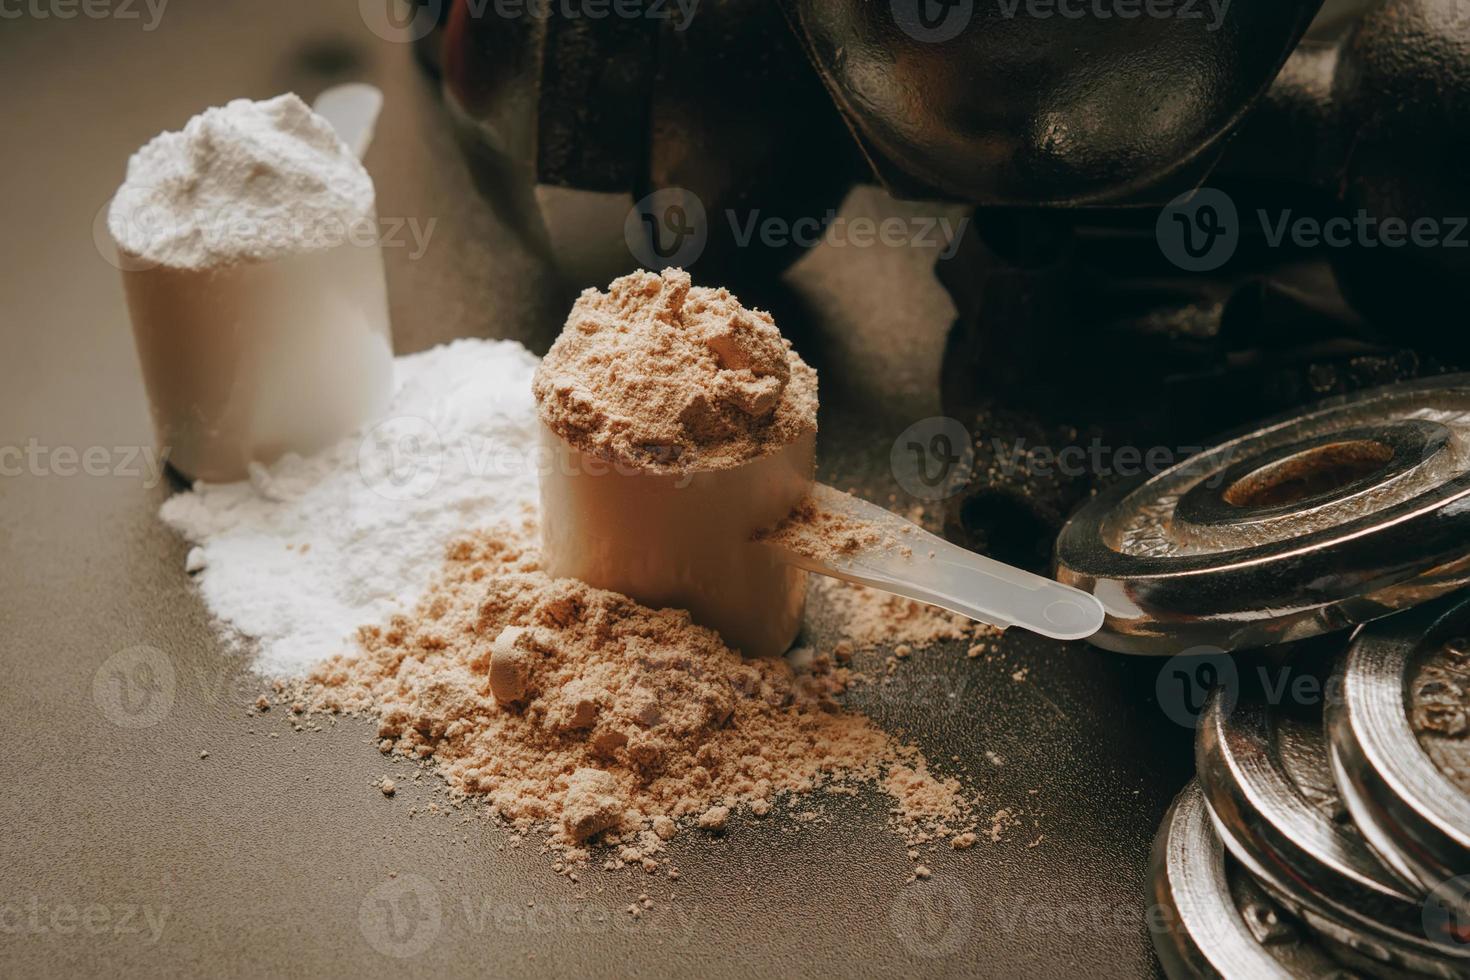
110, 92, 393, 481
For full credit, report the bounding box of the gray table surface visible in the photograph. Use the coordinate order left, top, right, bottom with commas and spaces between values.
0, 2, 1191, 975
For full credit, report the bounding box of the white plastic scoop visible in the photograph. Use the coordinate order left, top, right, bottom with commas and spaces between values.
113, 90, 394, 483
313, 83, 384, 160
757, 483, 1106, 642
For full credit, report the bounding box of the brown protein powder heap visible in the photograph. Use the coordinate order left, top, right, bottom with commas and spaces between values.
532, 268, 818, 472
297, 520, 977, 872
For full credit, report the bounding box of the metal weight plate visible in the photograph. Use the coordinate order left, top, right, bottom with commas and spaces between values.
1196, 662, 1468, 977
1327, 590, 1470, 924
1055, 375, 1470, 655
1150, 782, 1365, 979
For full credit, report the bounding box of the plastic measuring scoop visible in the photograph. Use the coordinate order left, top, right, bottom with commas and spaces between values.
757, 483, 1106, 641
313, 83, 384, 160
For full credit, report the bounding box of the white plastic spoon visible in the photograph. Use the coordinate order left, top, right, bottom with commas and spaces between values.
757, 483, 1106, 642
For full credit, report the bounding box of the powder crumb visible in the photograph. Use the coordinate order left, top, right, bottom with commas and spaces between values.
696, 806, 730, 833
185, 547, 207, 574
255, 696, 271, 712
1011, 667, 1029, 683
914, 865, 931, 880
562, 769, 627, 841
652, 816, 677, 841
750, 799, 770, 817
380, 778, 396, 797
894, 645, 912, 660
198, 750, 209, 759
951, 832, 976, 850
989, 808, 1020, 843
966, 644, 986, 660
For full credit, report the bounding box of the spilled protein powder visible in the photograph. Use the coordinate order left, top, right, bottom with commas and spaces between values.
296, 520, 976, 869
161, 339, 541, 676
163, 281, 989, 879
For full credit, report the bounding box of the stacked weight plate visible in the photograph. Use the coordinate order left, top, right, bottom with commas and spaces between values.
1149, 591, 1470, 978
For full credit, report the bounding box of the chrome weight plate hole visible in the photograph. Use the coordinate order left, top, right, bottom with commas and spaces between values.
1170, 420, 1453, 547
1222, 438, 1394, 508
1089, 381, 1470, 560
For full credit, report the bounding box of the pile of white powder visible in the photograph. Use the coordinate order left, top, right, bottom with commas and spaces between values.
108, 92, 375, 269
161, 339, 541, 675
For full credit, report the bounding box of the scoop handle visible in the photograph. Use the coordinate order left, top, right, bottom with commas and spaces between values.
313, 83, 383, 160
761, 483, 1105, 641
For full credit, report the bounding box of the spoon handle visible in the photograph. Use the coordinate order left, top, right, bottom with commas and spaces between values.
758, 483, 1105, 641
